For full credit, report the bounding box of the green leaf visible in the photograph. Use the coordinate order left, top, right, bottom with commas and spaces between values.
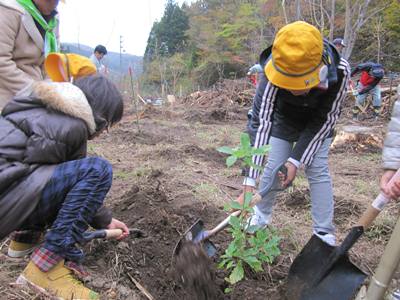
223, 203, 231, 212
224, 287, 233, 294
240, 133, 251, 149
226, 155, 237, 167
229, 201, 243, 210
243, 256, 262, 272
243, 157, 253, 166
226, 260, 234, 270
228, 261, 244, 285
244, 192, 253, 207
232, 148, 246, 158
251, 145, 270, 155
229, 215, 241, 228
217, 146, 234, 154
218, 259, 229, 269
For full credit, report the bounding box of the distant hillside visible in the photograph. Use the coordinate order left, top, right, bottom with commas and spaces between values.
61, 43, 143, 77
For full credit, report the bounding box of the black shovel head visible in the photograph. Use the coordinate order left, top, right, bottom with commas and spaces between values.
286, 235, 367, 300
173, 219, 217, 258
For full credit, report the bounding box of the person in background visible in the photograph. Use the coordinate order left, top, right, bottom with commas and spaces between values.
333, 38, 346, 54
351, 62, 385, 120
90, 44, 108, 73
240, 21, 350, 246
0, 0, 61, 109
247, 63, 263, 86
1, 55, 129, 299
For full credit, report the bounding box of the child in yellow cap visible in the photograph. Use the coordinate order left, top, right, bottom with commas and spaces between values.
240, 21, 351, 246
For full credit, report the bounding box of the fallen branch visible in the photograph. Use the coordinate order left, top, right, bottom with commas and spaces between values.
127, 272, 155, 300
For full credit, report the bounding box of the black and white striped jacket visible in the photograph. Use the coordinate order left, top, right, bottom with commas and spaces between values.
247, 42, 350, 180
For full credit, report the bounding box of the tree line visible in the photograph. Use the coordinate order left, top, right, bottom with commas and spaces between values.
142, 0, 400, 96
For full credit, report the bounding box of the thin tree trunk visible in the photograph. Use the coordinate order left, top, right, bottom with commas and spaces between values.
329, 0, 335, 41
282, 0, 289, 24
343, 0, 373, 60
295, 0, 302, 20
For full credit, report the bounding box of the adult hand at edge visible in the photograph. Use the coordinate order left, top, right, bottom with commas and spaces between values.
380, 169, 400, 200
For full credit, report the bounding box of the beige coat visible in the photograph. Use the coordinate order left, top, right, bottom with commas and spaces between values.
0, 0, 58, 108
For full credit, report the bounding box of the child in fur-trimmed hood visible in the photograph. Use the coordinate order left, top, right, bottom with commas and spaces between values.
0, 71, 129, 299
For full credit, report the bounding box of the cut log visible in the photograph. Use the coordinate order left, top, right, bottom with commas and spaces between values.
331, 125, 383, 153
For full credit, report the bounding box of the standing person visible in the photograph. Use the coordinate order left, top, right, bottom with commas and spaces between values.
0, 69, 129, 299
333, 38, 346, 54
351, 62, 384, 120
0, 0, 60, 109
90, 44, 108, 73
247, 63, 263, 86
241, 21, 350, 246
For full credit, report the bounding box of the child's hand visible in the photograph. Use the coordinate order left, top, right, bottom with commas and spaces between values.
280, 162, 296, 188
236, 185, 255, 206
107, 218, 130, 240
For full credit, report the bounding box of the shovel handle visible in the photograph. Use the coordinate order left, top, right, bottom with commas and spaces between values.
357, 168, 400, 229
105, 229, 123, 239
356, 194, 388, 229
205, 192, 263, 238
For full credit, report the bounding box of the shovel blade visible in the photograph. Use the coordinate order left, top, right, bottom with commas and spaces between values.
286, 235, 367, 300
173, 219, 217, 258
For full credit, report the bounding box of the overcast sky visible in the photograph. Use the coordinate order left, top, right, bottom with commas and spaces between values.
58, 0, 189, 57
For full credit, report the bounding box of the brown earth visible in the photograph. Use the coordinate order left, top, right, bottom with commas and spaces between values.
1, 88, 400, 300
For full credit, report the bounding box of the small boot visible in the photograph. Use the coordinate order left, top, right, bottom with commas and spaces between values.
8, 240, 37, 258
352, 106, 360, 121
16, 260, 99, 300
373, 106, 381, 119
8, 231, 42, 258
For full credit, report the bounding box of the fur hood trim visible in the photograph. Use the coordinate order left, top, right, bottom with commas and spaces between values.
32, 81, 96, 134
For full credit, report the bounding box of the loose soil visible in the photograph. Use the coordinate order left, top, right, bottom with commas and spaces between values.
1, 88, 400, 300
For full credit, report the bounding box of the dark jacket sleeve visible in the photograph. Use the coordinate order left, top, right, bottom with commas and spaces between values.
90, 206, 113, 229
291, 59, 351, 165
351, 62, 370, 77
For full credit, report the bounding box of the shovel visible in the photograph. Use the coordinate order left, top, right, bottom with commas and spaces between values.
173, 163, 289, 258
81, 227, 146, 243
286, 169, 400, 300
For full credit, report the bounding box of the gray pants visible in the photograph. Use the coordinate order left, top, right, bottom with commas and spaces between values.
255, 136, 335, 234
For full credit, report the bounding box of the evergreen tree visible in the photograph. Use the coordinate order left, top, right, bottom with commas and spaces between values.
144, 0, 189, 62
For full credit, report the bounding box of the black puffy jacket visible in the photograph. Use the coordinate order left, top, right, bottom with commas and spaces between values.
0, 81, 111, 239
